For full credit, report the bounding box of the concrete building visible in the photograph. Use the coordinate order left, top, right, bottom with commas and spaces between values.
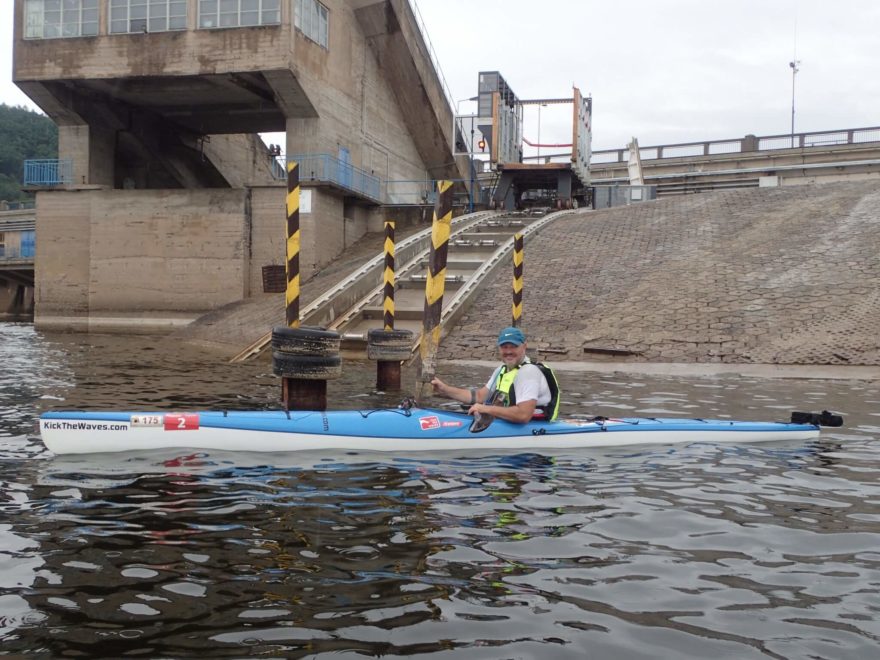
13, 0, 466, 332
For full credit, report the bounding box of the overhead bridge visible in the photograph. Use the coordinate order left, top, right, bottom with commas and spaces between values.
231, 208, 574, 362
588, 126, 880, 193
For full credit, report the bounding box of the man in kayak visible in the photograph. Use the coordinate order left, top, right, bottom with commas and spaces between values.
431, 326, 560, 423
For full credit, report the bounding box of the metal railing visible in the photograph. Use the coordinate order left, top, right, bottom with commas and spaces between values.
287, 154, 383, 202
0, 200, 36, 211
592, 126, 880, 165
407, 0, 455, 113
0, 231, 36, 260
384, 179, 438, 206
23, 159, 73, 186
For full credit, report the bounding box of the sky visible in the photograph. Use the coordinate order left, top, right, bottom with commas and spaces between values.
2, 0, 878, 154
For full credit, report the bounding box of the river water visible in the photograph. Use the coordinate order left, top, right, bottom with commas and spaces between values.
1, 322, 879, 658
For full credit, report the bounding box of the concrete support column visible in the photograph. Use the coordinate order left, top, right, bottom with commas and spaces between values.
58, 122, 115, 187
58, 125, 91, 186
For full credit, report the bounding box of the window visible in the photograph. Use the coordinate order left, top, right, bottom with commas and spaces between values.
24, 0, 99, 39
198, 0, 281, 29
294, 0, 328, 48
110, 1, 187, 34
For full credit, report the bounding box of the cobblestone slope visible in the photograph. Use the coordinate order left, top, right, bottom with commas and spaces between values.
440, 181, 880, 365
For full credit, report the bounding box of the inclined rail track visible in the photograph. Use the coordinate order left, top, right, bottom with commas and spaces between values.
231, 208, 576, 362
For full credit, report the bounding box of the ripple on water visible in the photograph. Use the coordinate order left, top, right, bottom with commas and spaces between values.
0, 328, 879, 656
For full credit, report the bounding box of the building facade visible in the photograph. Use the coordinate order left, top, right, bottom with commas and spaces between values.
14, 0, 463, 331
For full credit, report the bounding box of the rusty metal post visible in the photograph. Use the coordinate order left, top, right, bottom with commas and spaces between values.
512, 232, 523, 327
282, 376, 327, 411
415, 181, 454, 402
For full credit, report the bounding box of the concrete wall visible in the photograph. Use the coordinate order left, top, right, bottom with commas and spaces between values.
15, 0, 457, 332
35, 188, 250, 332
13, 1, 290, 81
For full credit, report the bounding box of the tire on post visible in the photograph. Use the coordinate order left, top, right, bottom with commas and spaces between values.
367, 328, 414, 362
272, 325, 341, 356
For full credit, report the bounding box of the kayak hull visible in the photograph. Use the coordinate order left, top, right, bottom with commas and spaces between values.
39, 408, 822, 455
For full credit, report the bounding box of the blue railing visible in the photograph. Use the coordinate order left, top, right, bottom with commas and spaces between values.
24, 159, 73, 186
286, 154, 382, 202
0, 231, 35, 260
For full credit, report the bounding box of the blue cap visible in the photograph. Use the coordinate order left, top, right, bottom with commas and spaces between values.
497, 326, 526, 346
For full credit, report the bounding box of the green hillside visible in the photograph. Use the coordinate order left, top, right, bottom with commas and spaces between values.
0, 103, 58, 203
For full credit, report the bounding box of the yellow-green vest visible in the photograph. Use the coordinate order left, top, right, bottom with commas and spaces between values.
493, 360, 561, 421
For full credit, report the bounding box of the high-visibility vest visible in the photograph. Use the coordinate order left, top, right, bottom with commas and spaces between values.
493, 360, 561, 421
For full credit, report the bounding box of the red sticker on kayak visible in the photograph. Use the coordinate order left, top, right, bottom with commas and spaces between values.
164, 414, 200, 431
419, 416, 441, 430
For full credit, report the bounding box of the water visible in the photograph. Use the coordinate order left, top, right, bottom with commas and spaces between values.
1, 322, 879, 658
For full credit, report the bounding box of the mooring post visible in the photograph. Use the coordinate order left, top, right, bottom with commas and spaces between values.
512, 232, 523, 327
273, 160, 342, 410
415, 180, 454, 402
368, 220, 414, 390
285, 161, 301, 330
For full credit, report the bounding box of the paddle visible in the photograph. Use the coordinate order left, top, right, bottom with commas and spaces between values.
469, 390, 506, 433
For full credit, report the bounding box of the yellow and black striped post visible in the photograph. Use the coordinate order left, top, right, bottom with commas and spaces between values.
512, 232, 524, 327
383, 220, 395, 330
416, 180, 454, 401
279, 160, 332, 410
285, 161, 301, 328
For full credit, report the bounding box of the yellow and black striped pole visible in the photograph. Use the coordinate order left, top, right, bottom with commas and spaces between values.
416, 180, 454, 401
512, 232, 524, 327
383, 220, 395, 330
285, 161, 301, 328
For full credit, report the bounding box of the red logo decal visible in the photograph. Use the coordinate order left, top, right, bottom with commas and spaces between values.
419, 416, 441, 430
164, 414, 200, 431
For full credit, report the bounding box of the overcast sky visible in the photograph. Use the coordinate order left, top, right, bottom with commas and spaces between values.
416, 0, 880, 152
2, 0, 877, 153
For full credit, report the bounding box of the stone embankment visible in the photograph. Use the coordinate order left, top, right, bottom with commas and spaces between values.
440, 181, 880, 366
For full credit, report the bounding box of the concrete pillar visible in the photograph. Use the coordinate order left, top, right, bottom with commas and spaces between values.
742, 134, 759, 152
58, 125, 91, 186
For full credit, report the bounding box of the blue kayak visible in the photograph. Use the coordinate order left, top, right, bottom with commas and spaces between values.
38, 407, 837, 455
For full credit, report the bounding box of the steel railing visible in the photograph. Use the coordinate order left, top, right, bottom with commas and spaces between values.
23, 159, 73, 186
592, 126, 880, 165
283, 154, 383, 202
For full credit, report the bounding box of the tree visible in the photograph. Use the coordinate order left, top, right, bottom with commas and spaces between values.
0, 103, 58, 203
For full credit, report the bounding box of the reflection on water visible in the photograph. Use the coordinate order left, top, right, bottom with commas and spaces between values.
1, 323, 879, 658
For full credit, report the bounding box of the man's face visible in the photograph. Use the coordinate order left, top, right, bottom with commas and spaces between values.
498, 342, 526, 368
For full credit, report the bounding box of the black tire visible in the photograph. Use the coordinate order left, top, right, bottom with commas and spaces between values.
272, 325, 340, 356
272, 352, 342, 379
367, 328, 414, 361
367, 328, 413, 346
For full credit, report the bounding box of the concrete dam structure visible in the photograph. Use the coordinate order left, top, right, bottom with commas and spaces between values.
439, 180, 880, 367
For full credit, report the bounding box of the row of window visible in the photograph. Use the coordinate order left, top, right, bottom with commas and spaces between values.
23, 0, 328, 47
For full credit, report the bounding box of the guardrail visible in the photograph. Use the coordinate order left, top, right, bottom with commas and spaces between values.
384, 180, 438, 206
591, 126, 880, 165
406, 0, 455, 113
282, 154, 382, 202
0, 231, 35, 260
23, 159, 73, 186
0, 201, 35, 211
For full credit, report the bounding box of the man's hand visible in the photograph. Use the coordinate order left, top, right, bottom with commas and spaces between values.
469, 399, 536, 424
